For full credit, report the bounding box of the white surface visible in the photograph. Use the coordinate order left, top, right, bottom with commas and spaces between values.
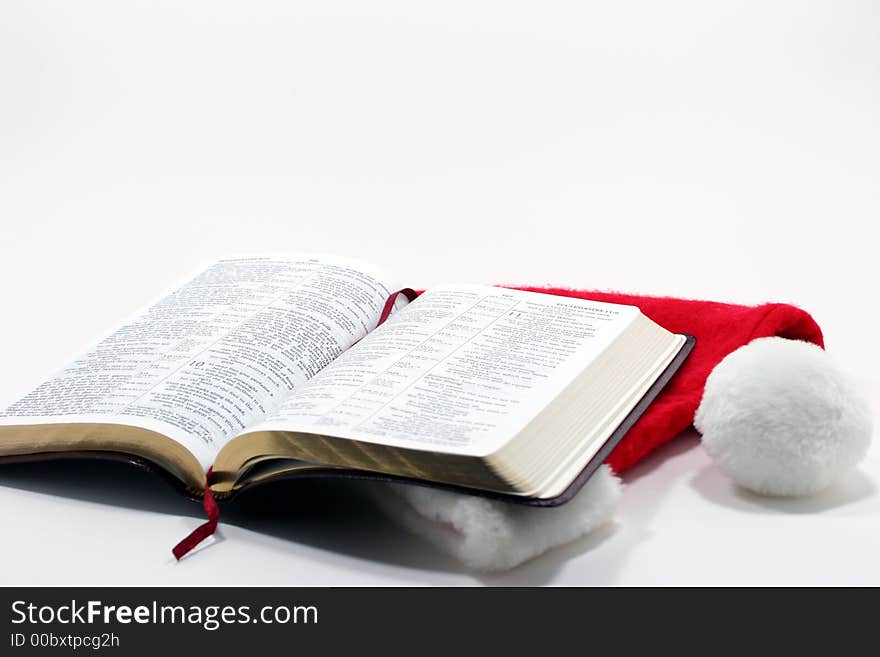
1, 0, 878, 585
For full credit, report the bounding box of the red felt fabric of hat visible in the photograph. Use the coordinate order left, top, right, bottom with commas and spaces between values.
504, 287, 825, 473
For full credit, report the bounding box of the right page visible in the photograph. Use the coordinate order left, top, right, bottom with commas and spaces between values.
242, 285, 642, 457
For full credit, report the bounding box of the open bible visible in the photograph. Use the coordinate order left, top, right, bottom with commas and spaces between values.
0, 256, 693, 513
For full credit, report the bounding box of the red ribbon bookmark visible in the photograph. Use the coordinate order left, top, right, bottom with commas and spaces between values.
171, 288, 418, 560
172, 467, 219, 560
377, 288, 418, 326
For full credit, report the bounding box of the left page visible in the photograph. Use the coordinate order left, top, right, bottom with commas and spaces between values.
0, 255, 397, 470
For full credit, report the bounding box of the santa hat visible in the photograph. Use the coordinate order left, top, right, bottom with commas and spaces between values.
368, 287, 873, 571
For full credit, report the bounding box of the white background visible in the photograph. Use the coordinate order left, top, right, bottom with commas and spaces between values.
1, 1, 878, 585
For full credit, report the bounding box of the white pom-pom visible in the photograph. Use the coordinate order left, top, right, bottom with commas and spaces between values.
695, 337, 872, 496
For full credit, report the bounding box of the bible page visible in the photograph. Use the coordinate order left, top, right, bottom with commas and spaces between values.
243, 285, 640, 457
0, 255, 397, 469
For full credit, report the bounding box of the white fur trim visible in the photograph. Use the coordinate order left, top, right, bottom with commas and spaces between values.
695, 337, 872, 496
371, 465, 621, 571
